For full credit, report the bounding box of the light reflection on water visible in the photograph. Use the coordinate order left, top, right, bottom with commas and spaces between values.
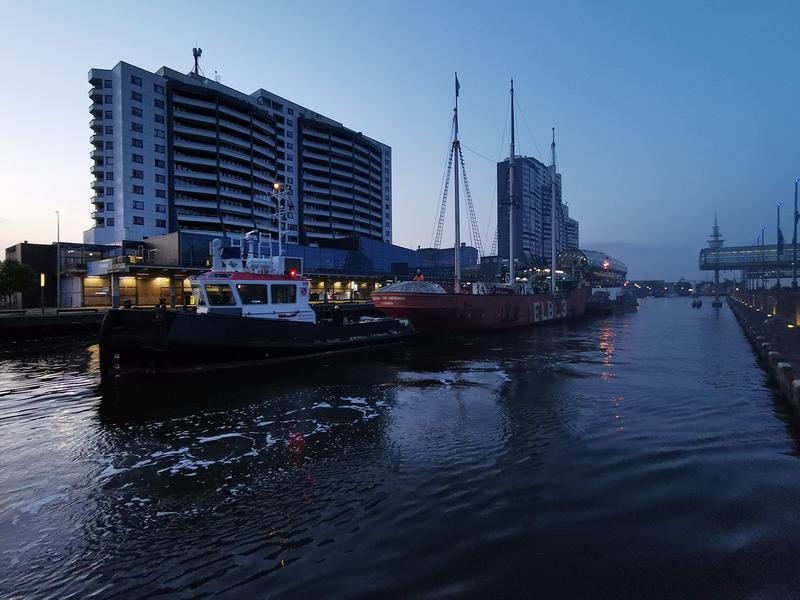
3, 298, 800, 598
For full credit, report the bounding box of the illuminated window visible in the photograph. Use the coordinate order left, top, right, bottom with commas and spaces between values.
205, 284, 236, 305
237, 284, 268, 304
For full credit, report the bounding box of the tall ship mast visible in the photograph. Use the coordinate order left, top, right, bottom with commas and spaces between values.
550, 127, 557, 293
372, 77, 591, 334
509, 79, 516, 285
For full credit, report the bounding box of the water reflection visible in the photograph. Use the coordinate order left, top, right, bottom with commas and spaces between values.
5, 301, 800, 597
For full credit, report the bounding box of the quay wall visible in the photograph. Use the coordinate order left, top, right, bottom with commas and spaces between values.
729, 292, 800, 413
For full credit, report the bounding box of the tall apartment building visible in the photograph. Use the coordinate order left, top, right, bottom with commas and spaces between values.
496, 154, 578, 267
85, 61, 392, 247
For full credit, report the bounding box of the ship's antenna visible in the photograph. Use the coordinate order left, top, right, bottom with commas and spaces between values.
550, 126, 557, 292
192, 47, 203, 76
508, 78, 515, 285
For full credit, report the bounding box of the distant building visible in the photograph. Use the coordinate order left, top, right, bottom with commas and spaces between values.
85, 60, 392, 248
496, 154, 575, 267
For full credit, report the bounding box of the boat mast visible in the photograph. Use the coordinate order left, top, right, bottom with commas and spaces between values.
453, 72, 462, 291
550, 127, 557, 293
509, 79, 515, 285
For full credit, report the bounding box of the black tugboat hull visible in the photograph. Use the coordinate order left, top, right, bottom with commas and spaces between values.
99, 309, 414, 380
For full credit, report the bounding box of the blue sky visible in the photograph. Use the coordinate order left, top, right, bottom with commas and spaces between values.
2, 0, 799, 279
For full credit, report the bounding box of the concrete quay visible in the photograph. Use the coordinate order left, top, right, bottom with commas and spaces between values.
729, 292, 800, 413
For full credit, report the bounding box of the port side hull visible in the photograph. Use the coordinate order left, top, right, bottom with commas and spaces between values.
371, 287, 590, 334
99, 309, 413, 379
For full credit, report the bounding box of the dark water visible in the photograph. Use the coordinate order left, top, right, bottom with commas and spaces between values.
3, 298, 800, 599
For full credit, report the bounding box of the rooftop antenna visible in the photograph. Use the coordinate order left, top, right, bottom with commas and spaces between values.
192, 47, 203, 76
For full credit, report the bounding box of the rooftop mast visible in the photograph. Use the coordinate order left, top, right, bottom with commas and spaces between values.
192, 47, 203, 76
509, 79, 516, 285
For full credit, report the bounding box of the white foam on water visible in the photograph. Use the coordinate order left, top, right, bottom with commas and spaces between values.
342, 396, 367, 404
197, 433, 244, 444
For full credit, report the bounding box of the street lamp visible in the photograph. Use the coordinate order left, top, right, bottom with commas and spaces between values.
777, 202, 782, 289
55, 210, 60, 310
794, 178, 799, 289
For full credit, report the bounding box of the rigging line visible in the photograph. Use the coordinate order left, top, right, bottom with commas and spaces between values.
430, 119, 456, 248
461, 143, 497, 164
514, 96, 543, 162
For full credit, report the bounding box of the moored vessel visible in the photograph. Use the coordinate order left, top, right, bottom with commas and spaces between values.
99, 234, 414, 381
373, 77, 589, 334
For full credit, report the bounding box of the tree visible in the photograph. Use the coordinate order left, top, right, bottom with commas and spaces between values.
0, 259, 37, 307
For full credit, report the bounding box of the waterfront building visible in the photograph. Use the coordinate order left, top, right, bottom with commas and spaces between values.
85, 60, 392, 248
496, 153, 576, 268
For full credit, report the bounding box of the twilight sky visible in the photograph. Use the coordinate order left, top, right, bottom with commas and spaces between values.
1, 0, 799, 280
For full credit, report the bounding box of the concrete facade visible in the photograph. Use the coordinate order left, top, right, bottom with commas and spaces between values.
85, 61, 392, 248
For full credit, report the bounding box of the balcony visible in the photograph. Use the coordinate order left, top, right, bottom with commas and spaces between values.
174, 122, 217, 141
90, 164, 104, 174
173, 109, 216, 125
176, 212, 222, 224
220, 203, 253, 216
174, 180, 217, 195
222, 214, 256, 227
174, 138, 216, 154
175, 153, 217, 168
89, 133, 105, 146
89, 148, 105, 161
173, 93, 216, 110
219, 118, 250, 136
89, 86, 103, 100
89, 118, 104, 131
175, 197, 217, 209
219, 186, 250, 201
90, 180, 104, 190
91, 195, 105, 205
219, 160, 251, 176
90, 102, 104, 116
219, 145, 250, 162
303, 139, 329, 152
218, 103, 250, 122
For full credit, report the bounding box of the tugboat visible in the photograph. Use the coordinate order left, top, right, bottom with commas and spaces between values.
99, 233, 414, 381
372, 77, 590, 334
585, 289, 638, 317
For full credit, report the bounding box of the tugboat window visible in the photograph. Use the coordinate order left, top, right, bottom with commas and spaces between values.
271, 284, 297, 304
205, 284, 236, 305
237, 284, 268, 304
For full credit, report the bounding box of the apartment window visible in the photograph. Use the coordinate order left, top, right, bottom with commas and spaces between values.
286, 119, 293, 127
154, 114, 164, 124
287, 177, 294, 185
105, 126, 113, 134
287, 108, 294, 116
132, 138, 143, 148
154, 158, 165, 168
131, 106, 142, 117
132, 123, 143, 133
104, 79, 112, 88
103, 110, 112, 120
106, 172, 114, 180
131, 91, 142, 102
132, 169, 144, 179
286, 142, 293, 150
132, 153, 143, 163
106, 157, 114, 166
287, 154, 294, 161
155, 144, 165, 153
107, 218, 115, 226
106, 202, 114, 211
132, 200, 144, 209
132, 186, 144, 195
155, 174, 165, 183
154, 98, 164, 109
287, 166, 293, 173
131, 75, 142, 86
154, 83, 164, 94
133, 216, 144, 225
154, 129, 165, 139
104, 94, 112, 103
106, 187, 114, 195
156, 204, 166, 213
106, 141, 114, 150
156, 189, 166, 198
156, 219, 166, 228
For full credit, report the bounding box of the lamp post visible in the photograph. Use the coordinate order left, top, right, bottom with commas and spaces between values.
794, 178, 799, 289
777, 202, 782, 289
55, 210, 60, 309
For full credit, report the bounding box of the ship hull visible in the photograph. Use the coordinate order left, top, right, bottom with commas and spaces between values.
99, 309, 414, 380
372, 287, 591, 334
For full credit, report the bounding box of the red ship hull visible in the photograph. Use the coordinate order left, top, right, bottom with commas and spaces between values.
372, 287, 591, 334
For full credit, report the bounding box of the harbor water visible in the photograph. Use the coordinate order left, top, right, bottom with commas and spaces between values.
3, 297, 800, 598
